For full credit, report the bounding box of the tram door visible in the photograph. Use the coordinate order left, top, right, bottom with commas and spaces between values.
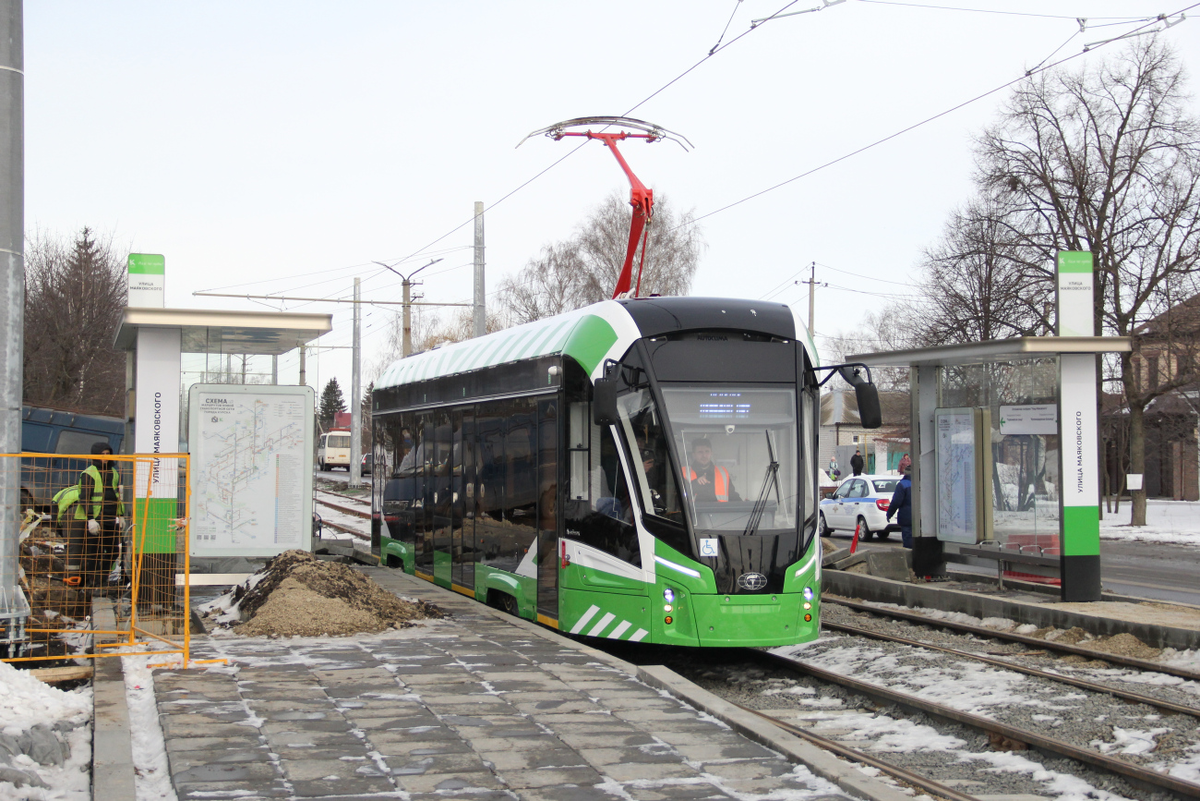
537, 399, 559, 622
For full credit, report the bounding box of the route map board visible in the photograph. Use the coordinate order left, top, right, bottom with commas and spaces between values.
187, 384, 315, 558
934, 407, 992, 544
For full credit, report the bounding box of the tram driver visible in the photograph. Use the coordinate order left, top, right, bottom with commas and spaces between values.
687, 437, 741, 503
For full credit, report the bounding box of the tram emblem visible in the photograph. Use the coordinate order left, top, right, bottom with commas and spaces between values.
737, 572, 768, 591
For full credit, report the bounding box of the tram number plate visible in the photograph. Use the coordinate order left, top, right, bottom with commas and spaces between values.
699, 539, 719, 557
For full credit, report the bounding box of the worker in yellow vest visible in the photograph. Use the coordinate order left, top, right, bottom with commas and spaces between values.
687, 438, 741, 503
75, 442, 125, 591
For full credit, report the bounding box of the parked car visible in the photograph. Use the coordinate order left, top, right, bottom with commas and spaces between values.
360, 453, 374, 475
818, 474, 901, 541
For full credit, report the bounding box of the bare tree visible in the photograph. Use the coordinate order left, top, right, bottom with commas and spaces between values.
499, 191, 705, 325
823, 306, 916, 393
23, 228, 127, 415
916, 199, 1049, 344
906, 39, 1200, 525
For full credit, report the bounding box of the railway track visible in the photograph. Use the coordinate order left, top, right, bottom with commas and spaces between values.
670, 609, 1200, 799
752, 648, 1200, 799
313, 489, 371, 540
824, 594, 1200, 682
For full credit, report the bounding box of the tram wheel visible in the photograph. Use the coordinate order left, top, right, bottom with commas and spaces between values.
501, 594, 518, 615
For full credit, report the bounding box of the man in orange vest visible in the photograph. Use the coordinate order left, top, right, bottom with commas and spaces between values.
688, 438, 741, 503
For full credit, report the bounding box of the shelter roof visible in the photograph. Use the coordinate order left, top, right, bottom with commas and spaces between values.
114, 307, 333, 355
848, 336, 1130, 368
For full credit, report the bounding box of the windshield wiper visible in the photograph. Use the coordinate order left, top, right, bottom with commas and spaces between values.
742, 430, 782, 536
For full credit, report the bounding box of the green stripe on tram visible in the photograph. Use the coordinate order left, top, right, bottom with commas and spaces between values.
563, 316, 619, 375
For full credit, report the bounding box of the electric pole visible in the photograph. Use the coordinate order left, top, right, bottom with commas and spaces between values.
373, 258, 443, 357
473, 201, 486, 338
807, 261, 816, 334
350, 277, 362, 488
0, 0, 23, 652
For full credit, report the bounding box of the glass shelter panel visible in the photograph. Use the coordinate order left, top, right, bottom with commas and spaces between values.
940, 358, 1061, 554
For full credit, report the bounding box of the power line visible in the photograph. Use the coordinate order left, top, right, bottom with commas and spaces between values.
815, 261, 913, 287
676, 4, 1197, 230
855, 1, 1153, 24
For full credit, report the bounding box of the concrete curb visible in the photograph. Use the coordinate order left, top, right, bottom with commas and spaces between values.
89, 599, 136, 801
822, 570, 1200, 650
637, 665, 911, 801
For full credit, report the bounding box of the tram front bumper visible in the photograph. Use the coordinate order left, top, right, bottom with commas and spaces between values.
691, 593, 817, 647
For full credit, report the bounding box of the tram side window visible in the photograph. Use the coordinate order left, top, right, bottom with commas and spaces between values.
476, 398, 538, 574
564, 423, 640, 566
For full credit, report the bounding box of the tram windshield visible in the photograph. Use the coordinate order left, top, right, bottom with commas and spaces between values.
658, 386, 799, 537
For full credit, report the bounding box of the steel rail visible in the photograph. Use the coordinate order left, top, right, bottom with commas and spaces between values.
754, 650, 1200, 799
316, 517, 368, 539
733, 702, 983, 801
825, 595, 1200, 682
824, 619, 1200, 718
314, 487, 371, 506
313, 497, 370, 520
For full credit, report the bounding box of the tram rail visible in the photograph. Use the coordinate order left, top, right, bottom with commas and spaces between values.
822, 618, 1200, 718
753, 648, 1200, 799
825, 594, 1200, 682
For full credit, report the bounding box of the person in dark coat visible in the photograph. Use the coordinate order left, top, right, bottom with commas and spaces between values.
886, 468, 913, 548
849, 449, 865, 476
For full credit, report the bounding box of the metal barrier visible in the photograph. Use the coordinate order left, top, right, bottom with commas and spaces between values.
2, 452, 193, 666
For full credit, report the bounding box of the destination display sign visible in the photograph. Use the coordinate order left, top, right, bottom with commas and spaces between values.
999, 404, 1057, 436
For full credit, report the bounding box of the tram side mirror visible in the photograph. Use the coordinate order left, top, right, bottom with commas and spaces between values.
593, 378, 618, 426
855, 383, 882, 429
837, 365, 882, 429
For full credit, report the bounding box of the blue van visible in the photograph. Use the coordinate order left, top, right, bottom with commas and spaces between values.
20, 405, 125, 514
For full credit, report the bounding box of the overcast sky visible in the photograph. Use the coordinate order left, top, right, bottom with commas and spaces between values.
23, 1, 1200, 398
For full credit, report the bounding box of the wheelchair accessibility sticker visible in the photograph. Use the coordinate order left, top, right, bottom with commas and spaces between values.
699, 538, 719, 558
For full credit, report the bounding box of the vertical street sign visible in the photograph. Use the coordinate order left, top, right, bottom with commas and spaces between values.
1057, 251, 1101, 601
1056, 251, 1093, 337
128, 253, 165, 308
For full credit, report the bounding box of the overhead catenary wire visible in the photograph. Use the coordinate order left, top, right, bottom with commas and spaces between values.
677, 2, 1198, 232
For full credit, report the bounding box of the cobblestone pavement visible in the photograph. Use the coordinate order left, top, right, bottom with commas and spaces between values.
155, 568, 846, 800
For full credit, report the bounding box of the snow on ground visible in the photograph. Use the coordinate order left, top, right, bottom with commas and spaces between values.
0, 660, 91, 800
120, 653, 180, 801
1099, 499, 1200, 546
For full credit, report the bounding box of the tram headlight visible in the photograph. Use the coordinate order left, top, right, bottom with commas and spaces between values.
803, 602, 812, 610
802, 586, 814, 601
663, 588, 675, 604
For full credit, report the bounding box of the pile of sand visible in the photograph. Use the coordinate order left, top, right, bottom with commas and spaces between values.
224, 550, 447, 637
1075, 632, 1162, 660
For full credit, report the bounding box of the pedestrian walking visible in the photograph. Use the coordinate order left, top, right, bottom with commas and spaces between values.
886, 467, 913, 548
898, 453, 911, 474
850, 449, 864, 476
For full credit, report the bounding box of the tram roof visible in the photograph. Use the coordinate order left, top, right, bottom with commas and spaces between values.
374, 302, 638, 391
374, 297, 816, 391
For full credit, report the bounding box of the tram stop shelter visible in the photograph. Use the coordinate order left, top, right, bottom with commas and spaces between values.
849, 334, 1131, 602
114, 307, 333, 582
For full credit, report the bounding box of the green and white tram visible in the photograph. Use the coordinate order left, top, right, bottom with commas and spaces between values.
370, 296, 880, 648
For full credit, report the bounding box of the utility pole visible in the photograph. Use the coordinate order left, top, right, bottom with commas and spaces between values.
0, 0, 23, 655
349, 277, 362, 488
473, 201, 486, 338
807, 261, 816, 334
299, 344, 306, 387
372, 258, 443, 357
